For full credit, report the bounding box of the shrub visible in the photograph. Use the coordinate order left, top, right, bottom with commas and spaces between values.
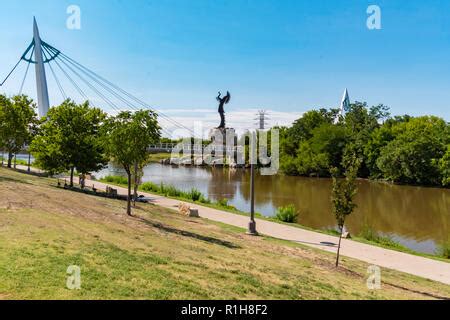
217, 198, 229, 207
437, 242, 450, 259
140, 182, 206, 202
163, 185, 182, 197
359, 224, 407, 250
275, 204, 299, 223
199, 195, 211, 204
101, 177, 217, 207
187, 188, 202, 201
359, 224, 378, 242
140, 181, 160, 193
216, 198, 236, 210
102, 175, 128, 185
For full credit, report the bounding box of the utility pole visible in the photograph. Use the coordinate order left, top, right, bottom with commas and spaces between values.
33, 17, 50, 118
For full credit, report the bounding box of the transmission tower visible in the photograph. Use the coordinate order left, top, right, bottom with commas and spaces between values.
254, 110, 269, 130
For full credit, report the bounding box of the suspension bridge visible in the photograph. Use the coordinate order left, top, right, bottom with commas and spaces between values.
0, 18, 197, 140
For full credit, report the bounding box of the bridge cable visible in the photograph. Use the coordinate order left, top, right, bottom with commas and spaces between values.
48, 60, 67, 101
57, 53, 143, 112
19, 61, 31, 95
18, 47, 34, 95
55, 50, 196, 136
54, 54, 122, 113
56, 53, 175, 136
45, 45, 129, 113
50, 49, 180, 137
0, 58, 23, 87
42, 46, 89, 103
60, 52, 192, 134
42, 48, 67, 100
44, 47, 175, 137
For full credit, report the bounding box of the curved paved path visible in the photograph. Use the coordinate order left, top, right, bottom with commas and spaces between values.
70, 176, 450, 285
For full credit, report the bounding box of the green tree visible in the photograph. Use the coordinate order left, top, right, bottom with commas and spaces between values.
364, 124, 395, 178
102, 110, 161, 216
0, 95, 37, 168
331, 156, 361, 268
343, 102, 390, 177
296, 123, 347, 176
439, 145, 450, 187
30, 100, 108, 185
284, 109, 336, 156
376, 116, 448, 185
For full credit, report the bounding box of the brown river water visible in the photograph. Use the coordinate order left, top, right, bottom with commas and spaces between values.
96, 163, 450, 255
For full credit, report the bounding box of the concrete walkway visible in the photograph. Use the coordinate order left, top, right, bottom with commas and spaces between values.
10, 162, 447, 286
72, 178, 450, 286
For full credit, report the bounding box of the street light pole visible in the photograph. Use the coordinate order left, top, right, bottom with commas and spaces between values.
247, 131, 258, 236
27, 152, 31, 173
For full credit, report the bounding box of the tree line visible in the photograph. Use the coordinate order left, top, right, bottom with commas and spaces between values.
278, 102, 450, 187
0, 94, 161, 215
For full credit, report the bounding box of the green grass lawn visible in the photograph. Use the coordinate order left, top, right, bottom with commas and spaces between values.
0, 167, 449, 300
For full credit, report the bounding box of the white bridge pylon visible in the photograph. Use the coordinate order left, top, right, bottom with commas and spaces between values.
1, 19, 197, 138
33, 18, 50, 118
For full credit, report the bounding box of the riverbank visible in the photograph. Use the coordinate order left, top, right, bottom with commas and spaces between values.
3, 168, 449, 299
104, 162, 447, 256
90, 174, 450, 284
98, 174, 450, 262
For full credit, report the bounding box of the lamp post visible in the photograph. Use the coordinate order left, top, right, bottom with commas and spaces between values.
247, 131, 258, 236
27, 152, 31, 173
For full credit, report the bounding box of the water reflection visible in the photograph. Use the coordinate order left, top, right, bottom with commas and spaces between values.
95, 163, 450, 254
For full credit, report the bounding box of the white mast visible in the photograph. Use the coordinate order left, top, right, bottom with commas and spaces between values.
334, 88, 350, 124
33, 17, 50, 117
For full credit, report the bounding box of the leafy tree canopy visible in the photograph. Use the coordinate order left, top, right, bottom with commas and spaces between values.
0, 94, 37, 167
279, 102, 449, 187
30, 99, 108, 183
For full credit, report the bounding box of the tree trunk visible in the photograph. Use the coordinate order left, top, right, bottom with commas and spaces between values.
70, 167, 74, 187
13, 154, 16, 169
335, 225, 344, 268
7, 152, 12, 168
133, 161, 138, 207
127, 170, 132, 216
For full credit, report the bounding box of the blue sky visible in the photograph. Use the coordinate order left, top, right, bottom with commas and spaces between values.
1, 0, 449, 134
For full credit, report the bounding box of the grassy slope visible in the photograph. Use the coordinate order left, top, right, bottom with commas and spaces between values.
0, 168, 449, 300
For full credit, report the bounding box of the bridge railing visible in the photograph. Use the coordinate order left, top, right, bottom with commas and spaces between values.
148, 143, 244, 154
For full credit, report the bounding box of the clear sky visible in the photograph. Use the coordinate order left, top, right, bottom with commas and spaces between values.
1, 0, 449, 134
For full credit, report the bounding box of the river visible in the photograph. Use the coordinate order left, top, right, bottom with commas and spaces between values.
95, 163, 449, 255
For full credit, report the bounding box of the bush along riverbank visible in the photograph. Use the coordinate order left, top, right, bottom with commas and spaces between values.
98, 175, 449, 261
0, 156, 30, 167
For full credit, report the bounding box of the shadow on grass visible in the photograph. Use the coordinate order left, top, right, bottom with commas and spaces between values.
136, 217, 241, 249
12, 168, 49, 178
339, 262, 450, 300
384, 281, 450, 300
0, 174, 34, 185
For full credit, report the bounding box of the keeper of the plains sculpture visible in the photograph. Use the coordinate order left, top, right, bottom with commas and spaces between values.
216, 91, 231, 129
